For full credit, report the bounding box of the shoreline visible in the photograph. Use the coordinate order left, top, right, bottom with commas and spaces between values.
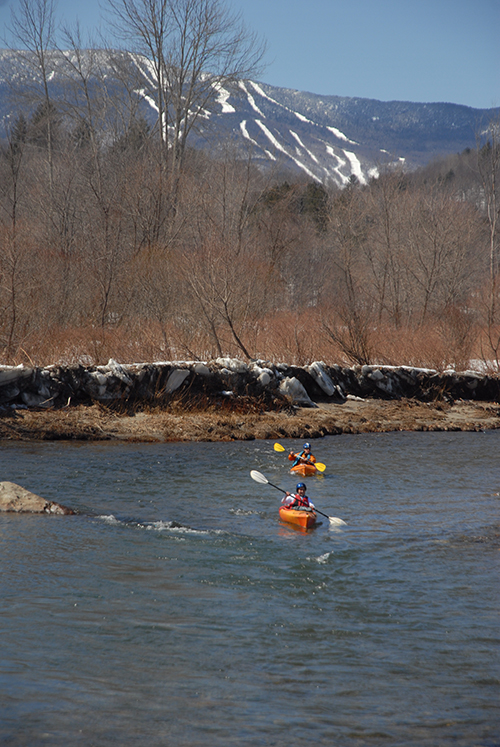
1, 398, 499, 443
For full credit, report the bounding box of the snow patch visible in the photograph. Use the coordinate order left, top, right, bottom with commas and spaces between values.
343, 150, 367, 185
240, 120, 276, 159
326, 146, 349, 185
294, 110, 314, 124
289, 130, 319, 164
239, 81, 264, 117
215, 85, 235, 113
215, 357, 248, 373
255, 120, 318, 180
137, 89, 159, 114
326, 125, 357, 144
249, 81, 315, 127
249, 80, 278, 105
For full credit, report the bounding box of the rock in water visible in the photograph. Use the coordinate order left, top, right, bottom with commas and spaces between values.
0, 481, 75, 514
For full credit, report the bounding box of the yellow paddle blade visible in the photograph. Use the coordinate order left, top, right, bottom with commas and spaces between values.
315, 462, 326, 472
273, 443, 285, 452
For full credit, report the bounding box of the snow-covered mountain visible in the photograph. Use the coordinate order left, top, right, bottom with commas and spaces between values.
195, 80, 498, 186
0, 48, 497, 187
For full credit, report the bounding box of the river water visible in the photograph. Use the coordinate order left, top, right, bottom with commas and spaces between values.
1, 430, 499, 747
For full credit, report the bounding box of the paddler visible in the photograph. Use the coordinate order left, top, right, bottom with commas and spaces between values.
288, 442, 317, 469
281, 482, 315, 511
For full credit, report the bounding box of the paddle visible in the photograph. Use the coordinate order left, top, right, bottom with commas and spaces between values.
250, 470, 346, 526
273, 442, 326, 472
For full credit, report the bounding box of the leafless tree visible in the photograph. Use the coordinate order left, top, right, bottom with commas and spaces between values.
179, 239, 268, 360
0, 115, 27, 236
104, 0, 265, 193
362, 170, 410, 327
404, 186, 480, 326
7, 0, 59, 196
476, 118, 500, 366
320, 183, 375, 364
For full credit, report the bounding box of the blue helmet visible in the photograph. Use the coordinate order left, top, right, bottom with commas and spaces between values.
296, 483, 307, 491
303, 442, 311, 449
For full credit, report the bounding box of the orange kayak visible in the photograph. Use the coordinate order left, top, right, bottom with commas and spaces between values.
279, 506, 318, 529
290, 463, 317, 476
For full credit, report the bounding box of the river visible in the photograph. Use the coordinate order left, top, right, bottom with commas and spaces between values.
1, 431, 499, 746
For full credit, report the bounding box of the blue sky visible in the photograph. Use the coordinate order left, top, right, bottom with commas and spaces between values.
0, 0, 498, 109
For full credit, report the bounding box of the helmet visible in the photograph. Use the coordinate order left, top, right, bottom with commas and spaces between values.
303, 442, 311, 449
296, 483, 307, 491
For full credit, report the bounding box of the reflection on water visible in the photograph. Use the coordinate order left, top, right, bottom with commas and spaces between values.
0, 431, 499, 746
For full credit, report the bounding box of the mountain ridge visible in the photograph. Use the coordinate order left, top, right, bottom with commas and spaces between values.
0, 48, 497, 188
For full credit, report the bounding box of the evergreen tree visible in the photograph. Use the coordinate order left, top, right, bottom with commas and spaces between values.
28, 101, 60, 150
9, 113, 28, 156
300, 181, 329, 231
113, 116, 151, 153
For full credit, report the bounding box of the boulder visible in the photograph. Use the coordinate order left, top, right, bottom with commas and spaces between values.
279, 377, 317, 407
0, 365, 33, 387
306, 362, 337, 397
164, 368, 190, 394
0, 359, 498, 410
0, 481, 75, 514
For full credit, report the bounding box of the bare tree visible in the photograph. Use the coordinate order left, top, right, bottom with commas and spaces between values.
362, 170, 410, 327
180, 239, 268, 360
105, 0, 265, 189
321, 183, 375, 365
172, 152, 277, 360
476, 119, 500, 366
8, 0, 59, 196
0, 115, 28, 235
404, 187, 479, 326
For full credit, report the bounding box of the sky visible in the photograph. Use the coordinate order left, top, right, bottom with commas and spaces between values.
0, 0, 498, 109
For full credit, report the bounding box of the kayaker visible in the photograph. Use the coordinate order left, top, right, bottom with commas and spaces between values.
282, 483, 315, 511
288, 442, 317, 469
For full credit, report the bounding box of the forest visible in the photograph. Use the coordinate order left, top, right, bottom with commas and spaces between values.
0, 0, 499, 372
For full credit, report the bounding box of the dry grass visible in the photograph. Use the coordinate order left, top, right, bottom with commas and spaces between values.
96, 387, 292, 418
1, 399, 498, 443
2, 315, 499, 372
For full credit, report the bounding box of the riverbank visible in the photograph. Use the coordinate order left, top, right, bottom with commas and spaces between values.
1, 398, 499, 442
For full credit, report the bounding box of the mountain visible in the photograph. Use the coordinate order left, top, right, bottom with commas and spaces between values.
193, 80, 500, 186
0, 48, 497, 188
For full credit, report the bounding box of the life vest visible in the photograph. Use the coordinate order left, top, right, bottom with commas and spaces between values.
289, 450, 316, 468
289, 492, 310, 508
